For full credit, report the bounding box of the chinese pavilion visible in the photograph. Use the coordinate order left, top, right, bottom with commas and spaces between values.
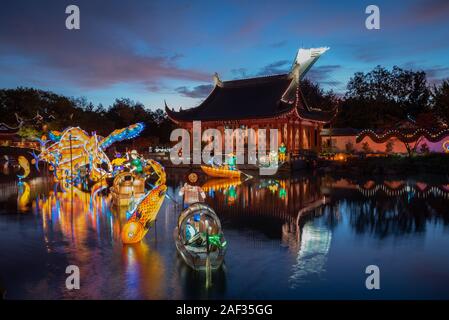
165, 48, 336, 155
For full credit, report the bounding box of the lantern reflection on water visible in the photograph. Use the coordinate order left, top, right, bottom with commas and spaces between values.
122, 242, 166, 298
17, 181, 30, 213
201, 178, 242, 204
34, 181, 123, 243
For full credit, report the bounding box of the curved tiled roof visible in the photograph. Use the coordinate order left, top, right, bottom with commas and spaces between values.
166, 74, 296, 122
166, 48, 336, 123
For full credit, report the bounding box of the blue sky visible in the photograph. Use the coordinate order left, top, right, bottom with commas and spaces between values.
0, 0, 448, 110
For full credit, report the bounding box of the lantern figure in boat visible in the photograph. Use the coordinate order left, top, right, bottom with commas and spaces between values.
127, 150, 144, 175
174, 203, 227, 270
227, 152, 237, 171
279, 143, 287, 162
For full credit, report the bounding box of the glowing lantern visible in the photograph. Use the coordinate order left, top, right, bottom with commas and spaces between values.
121, 185, 167, 244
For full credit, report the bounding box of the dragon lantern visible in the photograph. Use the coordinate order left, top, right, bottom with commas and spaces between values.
33, 123, 144, 182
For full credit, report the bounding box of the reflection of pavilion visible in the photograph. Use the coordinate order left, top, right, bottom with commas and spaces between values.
206, 176, 324, 225
203, 175, 332, 287
201, 175, 329, 251
280, 196, 331, 288
289, 222, 332, 288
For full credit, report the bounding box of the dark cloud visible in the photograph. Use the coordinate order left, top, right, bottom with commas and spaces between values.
256, 60, 290, 76
1, 0, 448, 106
175, 84, 214, 98
269, 40, 288, 48
145, 81, 164, 93
0, 1, 210, 89
306, 65, 341, 82
305, 65, 343, 89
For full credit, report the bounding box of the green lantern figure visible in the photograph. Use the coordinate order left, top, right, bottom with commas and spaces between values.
129, 150, 143, 174
227, 152, 237, 171
279, 143, 287, 162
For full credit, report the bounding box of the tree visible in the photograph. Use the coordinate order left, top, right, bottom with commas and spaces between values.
300, 78, 339, 111
401, 136, 424, 158
336, 66, 431, 129
0, 87, 176, 146
107, 98, 149, 128
432, 79, 449, 125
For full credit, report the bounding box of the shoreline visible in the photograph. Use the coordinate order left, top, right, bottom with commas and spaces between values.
320, 154, 449, 176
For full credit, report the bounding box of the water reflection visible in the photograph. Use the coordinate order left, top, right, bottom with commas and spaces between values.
1, 173, 449, 299
323, 177, 449, 237
122, 243, 165, 299
289, 222, 332, 288
17, 181, 30, 213
174, 258, 228, 299
34, 180, 119, 245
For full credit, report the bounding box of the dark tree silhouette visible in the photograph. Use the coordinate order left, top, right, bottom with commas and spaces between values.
0, 88, 175, 146
335, 66, 431, 128
432, 79, 449, 125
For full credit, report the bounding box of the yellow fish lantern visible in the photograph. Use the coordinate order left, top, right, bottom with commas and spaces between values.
17, 156, 30, 179
122, 184, 167, 244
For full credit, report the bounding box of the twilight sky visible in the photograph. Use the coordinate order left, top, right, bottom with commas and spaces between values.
1, 0, 448, 110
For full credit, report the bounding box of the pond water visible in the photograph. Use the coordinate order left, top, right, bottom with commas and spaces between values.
1, 171, 449, 299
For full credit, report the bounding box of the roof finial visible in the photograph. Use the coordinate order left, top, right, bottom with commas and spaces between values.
291, 47, 330, 81
213, 72, 223, 87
